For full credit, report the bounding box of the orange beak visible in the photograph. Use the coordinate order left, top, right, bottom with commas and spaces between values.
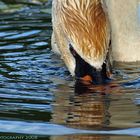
81, 75, 93, 82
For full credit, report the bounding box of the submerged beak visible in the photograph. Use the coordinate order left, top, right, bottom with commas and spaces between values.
70, 45, 112, 84
77, 63, 112, 84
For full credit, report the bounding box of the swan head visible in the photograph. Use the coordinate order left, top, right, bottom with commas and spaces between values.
69, 44, 112, 84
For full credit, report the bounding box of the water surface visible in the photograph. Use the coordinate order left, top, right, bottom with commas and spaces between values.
0, 2, 140, 140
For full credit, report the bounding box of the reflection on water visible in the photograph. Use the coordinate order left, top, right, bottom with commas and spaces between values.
52, 69, 140, 129
52, 84, 111, 130
0, 1, 140, 140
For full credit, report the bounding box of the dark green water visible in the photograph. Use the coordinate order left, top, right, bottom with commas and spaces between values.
0, 1, 140, 140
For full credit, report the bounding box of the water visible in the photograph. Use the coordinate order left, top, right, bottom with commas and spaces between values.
0, 2, 140, 140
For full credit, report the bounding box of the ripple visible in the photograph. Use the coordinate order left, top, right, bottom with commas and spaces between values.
0, 44, 23, 50
0, 120, 139, 136
4, 30, 41, 40
0, 32, 17, 37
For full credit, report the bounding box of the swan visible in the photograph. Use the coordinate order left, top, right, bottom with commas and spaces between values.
105, 0, 140, 62
51, 0, 140, 82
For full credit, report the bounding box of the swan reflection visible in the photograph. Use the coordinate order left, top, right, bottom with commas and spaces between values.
52, 80, 121, 130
